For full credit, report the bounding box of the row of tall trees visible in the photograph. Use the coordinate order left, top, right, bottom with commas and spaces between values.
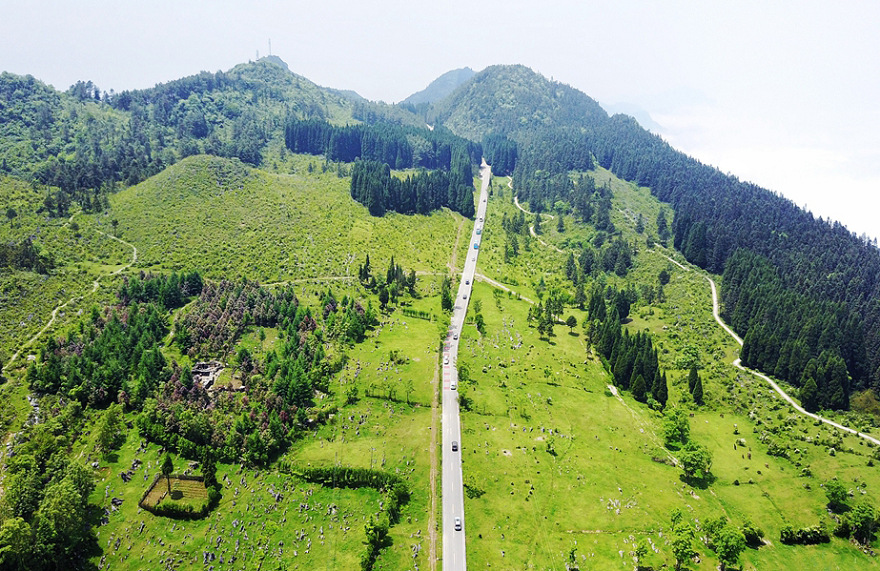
284, 118, 481, 170
586, 285, 668, 407
510, 127, 596, 211
349, 156, 475, 217
117, 270, 203, 310
481, 133, 517, 175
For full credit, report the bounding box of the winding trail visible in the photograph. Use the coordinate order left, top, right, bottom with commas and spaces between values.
3, 223, 138, 373
655, 248, 880, 446
473, 273, 535, 305
513, 194, 555, 220
512, 194, 564, 253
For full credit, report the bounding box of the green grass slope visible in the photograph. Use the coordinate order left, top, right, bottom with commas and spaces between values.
455, 167, 880, 570
104, 154, 463, 281
0, 175, 129, 363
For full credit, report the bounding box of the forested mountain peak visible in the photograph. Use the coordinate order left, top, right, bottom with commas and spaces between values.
259, 54, 290, 71
401, 67, 475, 106
431, 63, 607, 141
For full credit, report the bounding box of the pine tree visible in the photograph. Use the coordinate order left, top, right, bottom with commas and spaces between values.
632, 374, 647, 403
565, 252, 577, 282
574, 282, 586, 309
656, 372, 669, 407
800, 377, 819, 412
688, 366, 699, 394
692, 374, 704, 405
162, 453, 174, 494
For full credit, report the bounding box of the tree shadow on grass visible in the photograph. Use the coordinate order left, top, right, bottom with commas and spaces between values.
679, 472, 717, 490
827, 502, 851, 515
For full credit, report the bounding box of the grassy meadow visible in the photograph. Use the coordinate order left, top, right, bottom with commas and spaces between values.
3, 154, 880, 571
455, 167, 880, 569
104, 154, 462, 282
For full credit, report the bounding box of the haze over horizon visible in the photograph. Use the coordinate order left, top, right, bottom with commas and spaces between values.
4, 0, 878, 241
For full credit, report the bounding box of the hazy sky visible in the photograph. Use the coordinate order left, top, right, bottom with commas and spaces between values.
4, 0, 879, 240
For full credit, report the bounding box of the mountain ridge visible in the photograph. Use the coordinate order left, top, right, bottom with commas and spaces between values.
400, 67, 475, 106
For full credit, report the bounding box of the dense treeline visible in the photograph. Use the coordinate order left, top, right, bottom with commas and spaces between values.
723, 250, 860, 410
117, 270, 203, 310
587, 113, 880, 397
349, 154, 475, 218
481, 133, 517, 175
587, 284, 669, 407
512, 127, 597, 211
284, 118, 481, 170
0, 237, 54, 273
27, 303, 170, 407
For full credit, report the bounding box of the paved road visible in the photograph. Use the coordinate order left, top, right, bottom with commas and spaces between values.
442, 162, 491, 571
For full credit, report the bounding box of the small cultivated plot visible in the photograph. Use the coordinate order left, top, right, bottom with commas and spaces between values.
91, 428, 380, 571
141, 475, 209, 512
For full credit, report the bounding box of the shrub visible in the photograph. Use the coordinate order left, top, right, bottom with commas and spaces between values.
741, 519, 765, 547
780, 523, 830, 545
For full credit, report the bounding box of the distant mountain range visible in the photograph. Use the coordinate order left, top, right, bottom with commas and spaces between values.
401, 67, 475, 106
